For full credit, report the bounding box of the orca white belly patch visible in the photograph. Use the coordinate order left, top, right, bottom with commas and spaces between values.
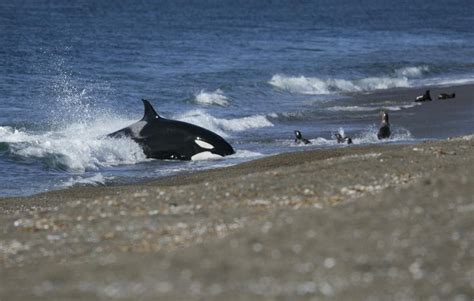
191, 151, 223, 161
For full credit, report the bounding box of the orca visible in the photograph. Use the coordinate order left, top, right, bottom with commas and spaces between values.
377, 111, 391, 140
415, 90, 432, 102
294, 130, 311, 145
108, 99, 235, 160
438, 92, 455, 100
334, 133, 353, 145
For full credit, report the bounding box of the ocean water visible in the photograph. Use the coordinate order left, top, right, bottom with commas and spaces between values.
1, 0, 473, 196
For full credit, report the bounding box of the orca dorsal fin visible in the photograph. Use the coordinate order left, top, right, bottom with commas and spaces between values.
141, 99, 160, 121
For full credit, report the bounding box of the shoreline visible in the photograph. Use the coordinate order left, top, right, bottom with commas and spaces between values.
0, 134, 443, 203
1, 81, 473, 199
1, 134, 473, 300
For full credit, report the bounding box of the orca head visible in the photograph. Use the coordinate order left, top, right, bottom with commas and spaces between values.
192, 133, 235, 157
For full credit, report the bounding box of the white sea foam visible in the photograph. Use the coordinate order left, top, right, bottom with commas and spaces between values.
174, 109, 273, 137
352, 126, 414, 144
190, 149, 264, 161
0, 108, 270, 172
0, 118, 147, 172
394, 66, 429, 77
230, 149, 264, 158
193, 89, 230, 106
284, 137, 337, 147
269, 74, 410, 95
384, 103, 420, 111
327, 106, 377, 112
61, 173, 110, 187
327, 103, 419, 112
268, 66, 432, 95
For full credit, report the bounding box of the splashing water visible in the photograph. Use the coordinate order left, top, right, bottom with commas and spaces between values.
0, 117, 147, 173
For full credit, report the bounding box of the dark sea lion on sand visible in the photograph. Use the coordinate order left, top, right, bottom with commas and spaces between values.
334, 133, 353, 145
377, 111, 391, 140
294, 130, 311, 145
415, 90, 432, 102
438, 93, 456, 100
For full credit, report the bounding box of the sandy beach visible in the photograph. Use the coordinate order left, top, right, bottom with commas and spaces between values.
1, 129, 473, 300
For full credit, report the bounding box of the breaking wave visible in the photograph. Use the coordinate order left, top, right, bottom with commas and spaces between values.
193, 89, 230, 106
327, 103, 419, 112
173, 109, 274, 137
269, 66, 430, 95
395, 66, 429, 77
0, 119, 147, 173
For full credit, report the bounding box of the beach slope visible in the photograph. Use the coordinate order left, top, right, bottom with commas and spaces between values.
1, 136, 473, 300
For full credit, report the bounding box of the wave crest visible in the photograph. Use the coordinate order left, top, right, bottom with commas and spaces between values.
193, 89, 230, 106
269, 66, 430, 95
174, 110, 274, 137
269, 74, 410, 95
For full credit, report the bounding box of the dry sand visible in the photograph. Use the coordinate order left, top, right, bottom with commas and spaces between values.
1, 133, 473, 300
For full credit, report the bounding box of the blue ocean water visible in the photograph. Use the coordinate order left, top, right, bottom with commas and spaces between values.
1, 0, 473, 196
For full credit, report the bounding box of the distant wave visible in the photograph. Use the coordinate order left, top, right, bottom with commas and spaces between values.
327, 106, 377, 112
327, 103, 419, 112
193, 89, 230, 106
174, 109, 274, 137
0, 119, 147, 173
395, 66, 429, 77
268, 66, 430, 95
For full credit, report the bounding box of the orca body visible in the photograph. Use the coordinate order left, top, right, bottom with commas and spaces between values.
438, 93, 455, 100
108, 99, 235, 160
415, 90, 432, 102
377, 111, 391, 140
294, 130, 311, 145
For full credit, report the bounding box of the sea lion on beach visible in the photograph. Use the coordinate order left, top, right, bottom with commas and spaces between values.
415, 90, 432, 102
334, 133, 353, 144
108, 99, 235, 160
294, 130, 311, 145
438, 93, 456, 100
377, 111, 391, 140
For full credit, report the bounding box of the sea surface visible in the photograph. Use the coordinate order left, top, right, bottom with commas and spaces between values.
1, 0, 474, 197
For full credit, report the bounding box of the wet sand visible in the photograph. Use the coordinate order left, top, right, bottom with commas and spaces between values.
1, 83, 474, 300
349, 84, 474, 139
1, 132, 473, 300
